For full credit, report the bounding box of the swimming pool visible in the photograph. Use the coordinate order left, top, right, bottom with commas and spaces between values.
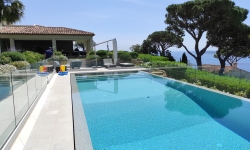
73, 71, 250, 149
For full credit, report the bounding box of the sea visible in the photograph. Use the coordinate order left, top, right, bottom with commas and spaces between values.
170, 51, 250, 72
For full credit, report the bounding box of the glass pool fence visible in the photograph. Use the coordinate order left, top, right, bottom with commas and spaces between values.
0, 62, 54, 149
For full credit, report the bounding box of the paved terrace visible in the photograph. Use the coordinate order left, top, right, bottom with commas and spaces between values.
9, 67, 146, 150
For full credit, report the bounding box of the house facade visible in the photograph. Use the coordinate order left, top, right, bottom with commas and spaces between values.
0, 25, 95, 56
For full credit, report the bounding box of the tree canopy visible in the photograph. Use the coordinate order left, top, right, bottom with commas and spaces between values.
74, 41, 85, 51
165, 0, 248, 68
130, 44, 141, 53
140, 39, 158, 55
0, 0, 25, 24
147, 31, 182, 56
210, 23, 250, 74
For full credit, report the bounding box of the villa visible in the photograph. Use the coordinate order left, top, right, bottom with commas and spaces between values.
0, 25, 96, 150
0, 25, 95, 56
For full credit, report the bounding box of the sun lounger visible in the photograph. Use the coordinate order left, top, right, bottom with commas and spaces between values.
119, 63, 135, 67
103, 58, 116, 68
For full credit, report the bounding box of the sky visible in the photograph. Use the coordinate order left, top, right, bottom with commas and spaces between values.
15, 0, 250, 51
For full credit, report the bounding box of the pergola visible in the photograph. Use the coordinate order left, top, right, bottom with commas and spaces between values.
0, 25, 95, 56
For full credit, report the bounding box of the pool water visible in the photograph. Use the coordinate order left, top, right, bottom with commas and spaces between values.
76, 72, 250, 150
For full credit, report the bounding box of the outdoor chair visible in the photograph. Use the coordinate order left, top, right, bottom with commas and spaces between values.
119, 63, 135, 67
103, 58, 116, 68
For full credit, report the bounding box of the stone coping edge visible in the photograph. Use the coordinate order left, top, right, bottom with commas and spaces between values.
70, 73, 93, 150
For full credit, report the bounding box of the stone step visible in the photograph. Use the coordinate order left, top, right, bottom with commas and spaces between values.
151, 71, 164, 75
151, 71, 167, 77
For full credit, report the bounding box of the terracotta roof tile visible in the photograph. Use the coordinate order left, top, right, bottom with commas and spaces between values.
0, 25, 95, 36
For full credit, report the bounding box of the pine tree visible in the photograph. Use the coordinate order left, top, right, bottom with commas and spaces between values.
181, 52, 188, 64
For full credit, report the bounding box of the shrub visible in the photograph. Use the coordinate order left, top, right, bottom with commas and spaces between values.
138, 54, 168, 62
151, 56, 168, 61
9, 61, 30, 69
142, 61, 187, 79
118, 52, 132, 62
54, 51, 63, 56
86, 54, 99, 60
130, 52, 139, 59
147, 61, 187, 68
0, 52, 26, 62
138, 54, 152, 62
167, 68, 250, 98
117, 51, 128, 57
88, 50, 95, 55
0, 55, 11, 65
22, 51, 43, 64
107, 51, 113, 58
0, 64, 16, 74
96, 50, 108, 58
47, 55, 68, 64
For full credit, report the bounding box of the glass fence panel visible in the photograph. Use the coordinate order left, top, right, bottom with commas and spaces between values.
0, 73, 15, 148
41, 73, 47, 88
47, 72, 54, 82
0, 62, 54, 148
12, 69, 29, 125
149, 65, 250, 98
26, 67, 37, 107
36, 71, 42, 95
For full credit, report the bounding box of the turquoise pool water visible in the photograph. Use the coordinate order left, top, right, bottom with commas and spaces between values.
76, 71, 250, 149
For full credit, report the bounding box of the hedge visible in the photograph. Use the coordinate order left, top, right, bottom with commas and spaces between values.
138, 54, 168, 62
164, 68, 250, 98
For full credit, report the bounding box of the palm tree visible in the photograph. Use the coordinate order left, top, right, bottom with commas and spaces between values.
0, 0, 25, 25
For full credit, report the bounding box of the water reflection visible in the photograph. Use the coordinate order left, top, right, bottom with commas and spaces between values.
151, 75, 243, 118
0, 74, 11, 100
77, 75, 119, 94
164, 91, 210, 117
167, 81, 242, 118
158, 77, 250, 142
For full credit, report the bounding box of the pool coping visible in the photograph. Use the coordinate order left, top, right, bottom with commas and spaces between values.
71, 73, 93, 150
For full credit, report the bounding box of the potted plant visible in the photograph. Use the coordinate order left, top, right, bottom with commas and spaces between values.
47, 55, 68, 65
86, 54, 102, 67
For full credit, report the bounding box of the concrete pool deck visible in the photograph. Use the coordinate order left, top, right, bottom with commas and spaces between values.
9, 67, 146, 150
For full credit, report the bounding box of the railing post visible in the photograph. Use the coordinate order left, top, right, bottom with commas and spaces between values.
195, 65, 196, 82
10, 72, 17, 126
214, 67, 215, 87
